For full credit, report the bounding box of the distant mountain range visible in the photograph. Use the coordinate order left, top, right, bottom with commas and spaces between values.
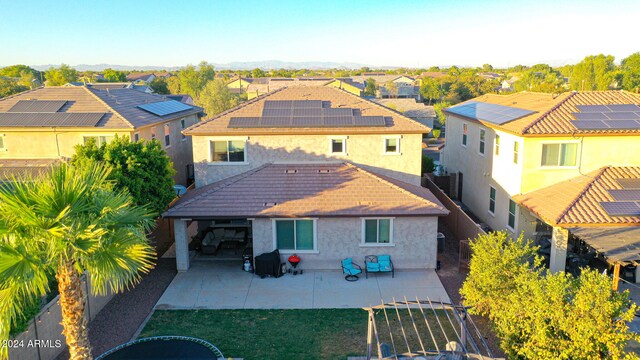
31, 60, 382, 72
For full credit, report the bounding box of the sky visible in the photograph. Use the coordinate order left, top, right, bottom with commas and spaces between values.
1, 0, 639, 69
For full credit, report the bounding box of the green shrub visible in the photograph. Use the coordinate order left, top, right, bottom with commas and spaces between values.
422, 156, 435, 174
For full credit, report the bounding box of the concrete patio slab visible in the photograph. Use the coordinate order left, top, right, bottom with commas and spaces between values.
156, 259, 451, 310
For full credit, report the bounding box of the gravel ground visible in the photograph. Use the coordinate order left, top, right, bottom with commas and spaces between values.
56, 220, 178, 359
436, 220, 506, 358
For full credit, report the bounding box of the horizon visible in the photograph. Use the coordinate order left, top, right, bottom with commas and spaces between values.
1, 0, 639, 69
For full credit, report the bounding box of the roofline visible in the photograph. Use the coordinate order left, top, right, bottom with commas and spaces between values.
163, 213, 445, 219
0, 127, 133, 132
82, 86, 135, 128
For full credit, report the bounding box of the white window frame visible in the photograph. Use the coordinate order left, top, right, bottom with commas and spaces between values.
180, 118, 187, 141
82, 135, 114, 147
507, 199, 517, 231
513, 141, 519, 164
462, 123, 468, 147
539, 141, 580, 169
360, 217, 395, 247
489, 186, 496, 216
164, 123, 171, 148
271, 218, 318, 254
207, 136, 248, 165
494, 134, 500, 156
382, 136, 401, 155
329, 136, 348, 155
479, 128, 486, 156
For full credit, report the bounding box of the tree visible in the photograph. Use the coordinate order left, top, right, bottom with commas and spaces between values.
71, 137, 176, 216
102, 68, 126, 82
462, 231, 639, 359
621, 52, 640, 92
251, 68, 266, 78
0, 65, 40, 79
197, 79, 240, 118
482, 64, 494, 72
166, 76, 181, 94
570, 54, 615, 91
514, 66, 564, 93
433, 101, 451, 127
177, 61, 215, 98
364, 78, 376, 96
420, 77, 443, 105
0, 163, 155, 360
384, 81, 398, 98
0, 78, 28, 98
45, 64, 79, 86
149, 77, 170, 94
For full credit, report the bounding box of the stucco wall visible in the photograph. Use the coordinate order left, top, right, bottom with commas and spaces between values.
192, 133, 423, 187
251, 216, 438, 270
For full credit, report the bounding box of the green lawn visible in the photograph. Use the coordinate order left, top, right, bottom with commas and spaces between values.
140, 309, 369, 360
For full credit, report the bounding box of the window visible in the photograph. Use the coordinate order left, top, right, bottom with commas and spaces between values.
210, 140, 245, 162
0, 135, 5, 150
489, 187, 496, 215
330, 138, 346, 154
151, 127, 156, 140
164, 124, 171, 147
133, 132, 140, 142
362, 218, 393, 244
508, 200, 517, 230
83, 136, 114, 146
479, 129, 486, 155
541, 143, 578, 167
274, 219, 315, 251
494, 134, 500, 155
462, 124, 468, 146
513, 141, 519, 164
384, 138, 400, 154
180, 119, 186, 140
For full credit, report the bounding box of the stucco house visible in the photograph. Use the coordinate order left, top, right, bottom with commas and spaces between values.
0, 86, 203, 184
164, 86, 449, 271
441, 90, 640, 276
372, 98, 436, 131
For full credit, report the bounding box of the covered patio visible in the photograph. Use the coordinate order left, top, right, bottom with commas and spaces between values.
155, 258, 450, 310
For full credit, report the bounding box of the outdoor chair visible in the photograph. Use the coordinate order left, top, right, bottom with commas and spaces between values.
341, 258, 363, 281
365, 255, 394, 278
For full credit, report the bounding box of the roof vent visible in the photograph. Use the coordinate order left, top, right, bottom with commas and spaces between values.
264, 202, 278, 206
285, 169, 298, 174
317, 169, 331, 173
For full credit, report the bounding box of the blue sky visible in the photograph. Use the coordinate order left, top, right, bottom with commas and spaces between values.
1, 0, 639, 68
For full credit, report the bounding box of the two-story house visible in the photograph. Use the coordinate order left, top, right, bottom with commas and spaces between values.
0, 86, 203, 185
442, 91, 640, 276
164, 86, 448, 271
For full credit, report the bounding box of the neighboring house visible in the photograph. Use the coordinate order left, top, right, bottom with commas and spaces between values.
372, 98, 435, 130
164, 86, 447, 271
441, 90, 640, 275
126, 72, 156, 85
227, 77, 356, 99
478, 72, 501, 81
324, 78, 364, 96
500, 78, 518, 92
352, 75, 422, 101
65, 82, 154, 93
167, 94, 195, 105
0, 86, 203, 185
154, 72, 174, 79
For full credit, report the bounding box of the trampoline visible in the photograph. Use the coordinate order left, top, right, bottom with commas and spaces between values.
96, 336, 224, 360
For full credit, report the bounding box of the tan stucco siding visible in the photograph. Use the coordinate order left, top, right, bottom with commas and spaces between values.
0, 130, 129, 159
192, 133, 423, 187
251, 216, 438, 270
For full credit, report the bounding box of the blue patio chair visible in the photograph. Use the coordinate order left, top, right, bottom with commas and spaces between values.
341, 258, 363, 281
365, 255, 394, 278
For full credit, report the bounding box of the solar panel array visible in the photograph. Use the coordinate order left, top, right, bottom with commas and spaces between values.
7, 100, 67, 113
0, 113, 106, 127
228, 100, 387, 128
572, 104, 640, 130
599, 178, 640, 217
137, 100, 193, 116
446, 101, 535, 125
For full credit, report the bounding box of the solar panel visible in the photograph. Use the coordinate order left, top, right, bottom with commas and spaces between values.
606, 104, 640, 112
323, 108, 353, 116
572, 120, 611, 130
324, 116, 353, 126
292, 100, 323, 108
354, 116, 386, 126
0, 112, 105, 127
292, 108, 322, 116
228, 117, 260, 128
262, 108, 292, 117
8, 100, 67, 113
573, 112, 610, 120
263, 100, 292, 109
576, 105, 610, 113
617, 179, 640, 189
137, 100, 192, 116
605, 120, 640, 129
291, 117, 323, 127
605, 112, 640, 120
609, 190, 640, 201
446, 101, 535, 125
261, 117, 291, 126
599, 202, 640, 216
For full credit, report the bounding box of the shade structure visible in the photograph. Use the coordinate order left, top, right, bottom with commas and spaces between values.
569, 226, 640, 265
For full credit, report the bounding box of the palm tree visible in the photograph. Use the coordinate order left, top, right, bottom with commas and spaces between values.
0, 163, 156, 360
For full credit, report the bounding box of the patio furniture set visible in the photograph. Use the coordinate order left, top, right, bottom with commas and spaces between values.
341, 255, 394, 281
198, 227, 249, 255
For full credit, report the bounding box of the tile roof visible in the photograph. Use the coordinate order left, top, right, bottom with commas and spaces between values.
513, 166, 640, 226
163, 162, 449, 219
0, 87, 202, 129
447, 91, 640, 136
372, 98, 435, 118
186, 86, 430, 135
126, 73, 154, 82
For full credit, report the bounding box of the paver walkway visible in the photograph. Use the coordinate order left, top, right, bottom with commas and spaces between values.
156, 259, 450, 309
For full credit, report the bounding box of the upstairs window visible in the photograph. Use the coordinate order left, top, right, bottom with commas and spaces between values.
330, 138, 346, 154
164, 124, 171, 147
151, 127, 156, 140
133, 132, 140, 142
541, 143, 578, 167
384, 138, 400, 154
513, 142, 519, 164
489, 187, 496, 215
210, 140, 245, 162
462, 124, 468, 146
508, 200, 517, 230
83, 135, 113, 147
180, 119, 187, 140
0, 135, 5, 150
479, 129, 486, 155
495, 134, 500, 155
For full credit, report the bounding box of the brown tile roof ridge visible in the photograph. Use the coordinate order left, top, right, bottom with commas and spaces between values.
553, 166, 609, 224
521, 91, 578, 134
82, 86, 134, 128
344, 162, 448, 214
184, 87, 287, 133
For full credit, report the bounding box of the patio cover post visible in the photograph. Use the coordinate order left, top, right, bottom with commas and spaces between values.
612, 263, 621, 291
550, 227, 569, 273
174, 219, 190, 272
